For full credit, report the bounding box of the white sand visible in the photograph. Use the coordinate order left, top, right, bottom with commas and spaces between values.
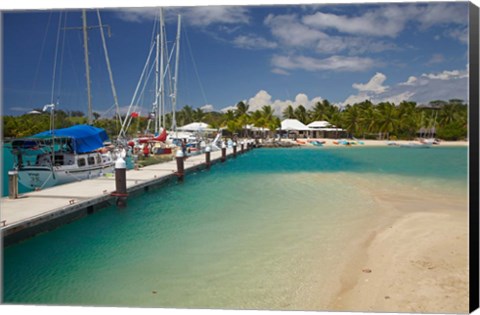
283, 138, 468, 147
327, 176, 469, 313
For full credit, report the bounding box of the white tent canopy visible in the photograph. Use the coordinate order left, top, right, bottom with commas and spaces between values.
177, 122, 215, 132
280, 119, 310, 131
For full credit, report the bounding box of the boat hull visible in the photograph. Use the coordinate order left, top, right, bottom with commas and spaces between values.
17, 164, 114, 190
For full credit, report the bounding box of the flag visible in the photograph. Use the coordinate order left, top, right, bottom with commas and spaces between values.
130, 112, 139, 118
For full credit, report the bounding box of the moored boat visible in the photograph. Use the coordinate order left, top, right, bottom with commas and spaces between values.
10, 125, 114, 190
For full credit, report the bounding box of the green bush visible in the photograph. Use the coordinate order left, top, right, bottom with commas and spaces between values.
436, 122, 467, 141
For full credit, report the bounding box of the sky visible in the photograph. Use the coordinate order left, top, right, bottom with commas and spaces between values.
1, 1, 472, 118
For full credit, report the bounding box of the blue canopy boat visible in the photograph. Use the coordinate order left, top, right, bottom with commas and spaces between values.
11, 125, 115, 190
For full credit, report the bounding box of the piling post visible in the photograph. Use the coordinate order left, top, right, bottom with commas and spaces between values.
176, 149, 185, 181
233, 142, 237, 158
8, 170, 18, 199
221, 142, 226, 162
205, 146, 211, 170
241, 141, 245, 153
113, 157, 127, 207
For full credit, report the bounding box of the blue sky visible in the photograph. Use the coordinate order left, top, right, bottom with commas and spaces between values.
2, 2, 471, 117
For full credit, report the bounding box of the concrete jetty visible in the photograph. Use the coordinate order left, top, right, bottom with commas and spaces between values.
1, 147, 244, 246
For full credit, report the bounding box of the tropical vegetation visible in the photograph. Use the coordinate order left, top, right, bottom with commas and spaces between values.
2, 99, 468, 141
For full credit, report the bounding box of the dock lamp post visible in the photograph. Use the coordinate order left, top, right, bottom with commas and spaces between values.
176, 149, 185, 181
205, 146, 211, 170
221, 142, 226, 162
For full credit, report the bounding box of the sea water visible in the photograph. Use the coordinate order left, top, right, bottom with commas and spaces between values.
2, 146, 468, 310
2, 144, 33, 196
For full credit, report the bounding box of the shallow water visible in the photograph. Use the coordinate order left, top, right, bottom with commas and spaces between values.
2, 147, 468, 310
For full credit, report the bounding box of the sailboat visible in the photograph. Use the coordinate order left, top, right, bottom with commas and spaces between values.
118, 10, 182, 156
9, 10, 118, 190
11, 124, 115, 190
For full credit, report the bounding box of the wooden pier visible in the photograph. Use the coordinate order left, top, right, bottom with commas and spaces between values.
1, 147, 246, 246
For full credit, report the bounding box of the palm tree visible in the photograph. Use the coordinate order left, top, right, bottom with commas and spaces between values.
180, 105, 194, 125
235, 101, 249, 118
439, 103, 459, 126
358, 102, 378, 138
294, 105, 308, 124
223, 110, 236, 127
376, 102, 399, 140
310, 101, 328, 121
192, 107, 205, 122
261, 105, 275, 138
261, 105, 274, 121
282, 104, 295, 119
243, 114, 253, 137
342, 105, 361, 138
397, 101, 419, 139
329, 111, 342, 139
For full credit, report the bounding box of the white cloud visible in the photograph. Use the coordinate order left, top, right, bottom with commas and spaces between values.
301, 3, 467, 38
418, 3, 468, 29
200, 104, 214, 112
342, 93, 371, 106
271, 68, 290, 76
399, 76, 418, 86
341, 67, 468, 106
264, 14, 328, 48
220, 105, 237, 113
421, 69, 468, 80
264, 13, 397, 55
219, 90, 326, 117
272, 55, 375, 72
181, 6, 250, 27
342, 90, 415, 107
233, 34, 278, 50
114, 6, 250, 27
352, 72, 389, 94
378, 91, 415, 104
445, 27, 468, 44
247, 90, 273, 111
302, 8, 407, 38
113, 8, 157, 23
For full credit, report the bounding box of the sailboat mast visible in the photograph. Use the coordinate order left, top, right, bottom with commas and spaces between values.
96, 10, 123, 126
82, 10, 93, 125
159, 8, 165, 131
172, 14, 181, 136
155, 32, 160, 134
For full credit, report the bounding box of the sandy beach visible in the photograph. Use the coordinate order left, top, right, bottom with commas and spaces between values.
328, 175, 469, 313
286, 138, 469, 148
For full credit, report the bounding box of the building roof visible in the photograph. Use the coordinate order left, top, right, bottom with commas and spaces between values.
177, 122, 214, 131
281, 119, 310, 131
307, 121, 331, 128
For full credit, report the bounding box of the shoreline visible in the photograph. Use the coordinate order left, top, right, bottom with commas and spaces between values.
279, 138, 469, 147
328, 175, 469, 313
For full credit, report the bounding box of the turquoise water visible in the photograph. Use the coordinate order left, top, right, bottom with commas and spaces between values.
2, 147, 468, 309
2, 144, 32, 196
